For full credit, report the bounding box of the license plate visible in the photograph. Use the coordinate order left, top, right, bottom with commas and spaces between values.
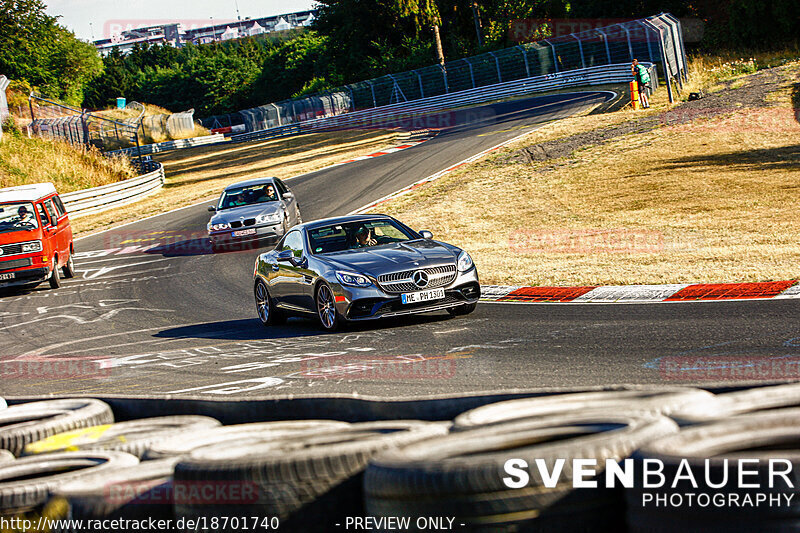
401, 288, 445, 304
0, 272, 15, 281
232, 229, 257, 237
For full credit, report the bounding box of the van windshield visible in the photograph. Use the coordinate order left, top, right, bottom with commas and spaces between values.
0, 202, 39, 233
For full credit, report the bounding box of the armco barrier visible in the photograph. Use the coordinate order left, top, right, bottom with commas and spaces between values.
61, 161, 165, 218
106, 133, 225, 157
234, 63, 652, 141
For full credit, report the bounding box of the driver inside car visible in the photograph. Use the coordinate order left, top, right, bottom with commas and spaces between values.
264, 185, 278, 201
15, 206, 35, 227
352, 226, 378, 248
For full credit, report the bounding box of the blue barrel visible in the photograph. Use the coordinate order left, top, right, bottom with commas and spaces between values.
116, 97, 126, 109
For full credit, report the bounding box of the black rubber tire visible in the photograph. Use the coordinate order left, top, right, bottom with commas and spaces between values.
174, 421, 449, 532
448, 302, 478, 316
0, 450, 13, 463
315, 282, 340, 331
62, 251, 76, 279
48, 258, 61, 289
254, 279, 285, 326
0, 399, 114, 457
453, 386, 715, 430
364, 414, 677, 532
0, 451, 139, 513
670, 381, 800, 426
145, 420, 350, 459
50, 457, 179, 527
23, 415, 221, 459
628, 409, 800, 533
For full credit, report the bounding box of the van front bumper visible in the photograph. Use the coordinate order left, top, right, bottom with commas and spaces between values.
0, 266, 49, 288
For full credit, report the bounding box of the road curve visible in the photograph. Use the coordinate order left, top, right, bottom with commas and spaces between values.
1, 91, 797, 399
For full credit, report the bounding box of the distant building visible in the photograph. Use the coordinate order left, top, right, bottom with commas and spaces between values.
93, 10, 316, 55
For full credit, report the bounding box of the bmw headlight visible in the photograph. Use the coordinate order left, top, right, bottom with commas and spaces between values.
21, 241, 43, 253
208, 222, 230, 232
457, 250, 474, 272
336, 271, 372, 288
256, 213, 281, 224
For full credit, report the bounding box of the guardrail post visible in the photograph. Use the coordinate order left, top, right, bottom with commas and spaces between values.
440, 65, 449, 93
414, 70, 424, 99
596, 29, 612, 64
543, 40, 558, 73
488, 51, 502, 82
623, 26, 634, 61
465, 59, 476, 88
270, 103, 282, 126
574, 35, 586, 68
367, 81, 377, 108
517, 46, 530, 77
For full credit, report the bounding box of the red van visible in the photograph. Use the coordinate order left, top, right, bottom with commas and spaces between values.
0, 183, 75, 290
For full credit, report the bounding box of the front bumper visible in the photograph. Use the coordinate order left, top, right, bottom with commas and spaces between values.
335, 267, 480, 321
0, 266, 49, 289
209, 223, 283, 246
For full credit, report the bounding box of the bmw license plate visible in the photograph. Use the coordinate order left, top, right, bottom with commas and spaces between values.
232, 229, 257, 237
401, 288, 445, 304
0, 272, 14, 281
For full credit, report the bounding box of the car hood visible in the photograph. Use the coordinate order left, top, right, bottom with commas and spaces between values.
321, 240, 459, 275
211, 203, 281, 224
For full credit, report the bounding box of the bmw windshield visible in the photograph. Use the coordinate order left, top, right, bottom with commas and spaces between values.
218, 184, 278, 210
308, 220, 418, 254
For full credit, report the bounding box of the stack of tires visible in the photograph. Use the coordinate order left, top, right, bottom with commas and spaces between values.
2, 383, 800, 532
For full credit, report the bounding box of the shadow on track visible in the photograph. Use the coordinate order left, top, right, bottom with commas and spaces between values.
154, 313, 458, 341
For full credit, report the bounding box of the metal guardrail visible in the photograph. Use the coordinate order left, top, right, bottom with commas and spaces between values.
206, 13, 685, 132
236, 63, 652, 139
229, 124, 301, 143
61, 162, 165, 218
107, 133, 225, 156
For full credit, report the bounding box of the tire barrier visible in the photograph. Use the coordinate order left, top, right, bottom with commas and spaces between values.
0, 399, 113, 457
144, 420, 351, 459
1, 383, 798, 532
0, 451, 139, 516
627, 409, 800, 533
453, 387, 715, 430
22, 416, 221, 459
173, 421, 449, 532
48, 457, 181, 532
670, 381, 800, 426
365, 414, 678, 532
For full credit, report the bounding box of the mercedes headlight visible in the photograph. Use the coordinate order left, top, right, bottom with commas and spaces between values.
256, 213, 281, 224
21, 241, 43, 253
336, 271, 372, 288
457, 250, 474, 272
208, 222, 230, 232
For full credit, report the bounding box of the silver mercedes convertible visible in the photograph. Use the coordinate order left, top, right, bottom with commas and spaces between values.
252, 214, 480, 330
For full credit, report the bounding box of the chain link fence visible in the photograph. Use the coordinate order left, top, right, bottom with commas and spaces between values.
204, 13, 687, 133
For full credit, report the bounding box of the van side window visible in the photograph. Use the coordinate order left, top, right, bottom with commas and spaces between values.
45, 200, 58, 225
53, 196, 67, 217
36, 203, 50, 226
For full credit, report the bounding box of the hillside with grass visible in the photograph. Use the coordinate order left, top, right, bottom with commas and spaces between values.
370, 55, 800, 285
0, 134, 134, 192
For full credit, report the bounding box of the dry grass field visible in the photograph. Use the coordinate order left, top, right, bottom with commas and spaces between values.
372, 61, 800, 285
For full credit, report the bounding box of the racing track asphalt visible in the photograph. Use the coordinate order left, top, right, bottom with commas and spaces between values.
1, 91, 798, 399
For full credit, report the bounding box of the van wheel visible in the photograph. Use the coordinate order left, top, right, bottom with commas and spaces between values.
49, 259, 61, 289
62, 252, 76, 279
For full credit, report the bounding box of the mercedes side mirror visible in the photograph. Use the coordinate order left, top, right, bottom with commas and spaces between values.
208, 205, 217, 212
276, 250, 294, 262
420, 230, 433, 240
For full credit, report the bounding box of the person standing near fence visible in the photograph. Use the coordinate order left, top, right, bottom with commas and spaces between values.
631, 59, 651, 109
